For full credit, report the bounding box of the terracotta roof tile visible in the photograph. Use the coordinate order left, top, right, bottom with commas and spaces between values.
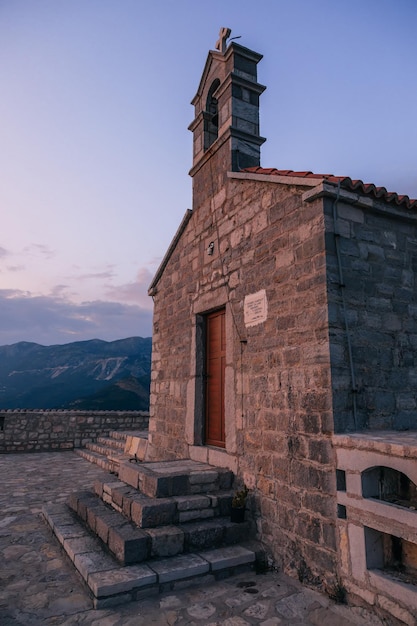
243, 167, 417, 210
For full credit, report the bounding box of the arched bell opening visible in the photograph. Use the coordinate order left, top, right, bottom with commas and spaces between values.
204, 79, 220, 151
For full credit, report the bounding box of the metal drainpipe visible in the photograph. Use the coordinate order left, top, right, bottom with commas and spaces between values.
332, 183, 358, 429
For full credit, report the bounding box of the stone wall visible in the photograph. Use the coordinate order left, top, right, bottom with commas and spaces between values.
0, 410, 149, 453
325, 195, 417, 432
149, 173, 338, 589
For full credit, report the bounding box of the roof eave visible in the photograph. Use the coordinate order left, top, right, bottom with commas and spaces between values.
148, 209, 193, 296
303, 181, 417, 219
228, 171, 320, 187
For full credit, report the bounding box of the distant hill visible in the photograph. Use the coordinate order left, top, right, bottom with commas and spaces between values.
0, 337, 152, 410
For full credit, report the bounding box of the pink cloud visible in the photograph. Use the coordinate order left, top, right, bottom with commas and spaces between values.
104, 267, 153, 308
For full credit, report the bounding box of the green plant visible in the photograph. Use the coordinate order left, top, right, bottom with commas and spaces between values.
232, 485, 249, 508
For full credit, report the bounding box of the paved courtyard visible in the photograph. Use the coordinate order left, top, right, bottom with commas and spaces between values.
0, 451, 390, 625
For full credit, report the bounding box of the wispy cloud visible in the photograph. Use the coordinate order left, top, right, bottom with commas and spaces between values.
49, 284, 70, 297
0, 246, 9, 258
0, 289, 153, 346
104, 268, 153, 307
66, 268, 116, 281
6, 265, 25, 272
23, 243, 55, 259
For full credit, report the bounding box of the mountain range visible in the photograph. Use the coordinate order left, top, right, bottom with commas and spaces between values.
0, 337, 152, 410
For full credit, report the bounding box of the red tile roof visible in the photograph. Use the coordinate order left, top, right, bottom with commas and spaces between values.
243, 167, 417, 210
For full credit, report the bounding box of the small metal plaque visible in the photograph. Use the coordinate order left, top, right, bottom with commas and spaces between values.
244, 289, 268, 327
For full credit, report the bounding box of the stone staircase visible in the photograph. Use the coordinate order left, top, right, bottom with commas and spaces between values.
43, 457, 263, 608
75, 430, 150, 473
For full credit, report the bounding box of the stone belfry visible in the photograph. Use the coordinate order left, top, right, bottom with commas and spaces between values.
188, 28, 266, 205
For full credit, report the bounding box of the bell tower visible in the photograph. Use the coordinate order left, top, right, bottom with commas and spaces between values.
189, 28, 266, 204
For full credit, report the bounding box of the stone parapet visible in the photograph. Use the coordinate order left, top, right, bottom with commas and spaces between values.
0, 410, 149, 453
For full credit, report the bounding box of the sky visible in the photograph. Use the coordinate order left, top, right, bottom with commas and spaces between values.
1, 0, 416, 346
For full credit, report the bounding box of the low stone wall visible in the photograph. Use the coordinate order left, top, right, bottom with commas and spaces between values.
0, 410, 149, 453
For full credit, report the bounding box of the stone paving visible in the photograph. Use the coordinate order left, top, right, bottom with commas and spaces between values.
0, 452, 391, 625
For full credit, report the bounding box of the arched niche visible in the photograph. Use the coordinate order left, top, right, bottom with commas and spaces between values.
204, 79, 220, 151
362, 466, 417, 509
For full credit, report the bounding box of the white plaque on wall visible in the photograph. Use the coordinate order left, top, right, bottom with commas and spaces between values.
244, 289, 268, 327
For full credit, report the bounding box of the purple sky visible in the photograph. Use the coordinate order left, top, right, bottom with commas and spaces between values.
1, 0, 416, 346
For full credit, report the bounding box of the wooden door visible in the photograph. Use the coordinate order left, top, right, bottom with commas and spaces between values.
205, 309, 226, 447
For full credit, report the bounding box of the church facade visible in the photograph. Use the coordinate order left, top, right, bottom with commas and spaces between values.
148, 31, 417, 621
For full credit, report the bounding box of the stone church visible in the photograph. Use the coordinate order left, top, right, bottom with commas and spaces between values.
147, 29, 417, 620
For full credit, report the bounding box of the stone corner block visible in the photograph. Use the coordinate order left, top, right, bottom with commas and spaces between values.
89, 564, 157, 598
118, 463, 141, 489
73, 551, 116, 582
63, 536, 99, 562
198, 545, 255, 571
131, 498, 176, 528
149, 553, 210, 583
108, 525, 150, 565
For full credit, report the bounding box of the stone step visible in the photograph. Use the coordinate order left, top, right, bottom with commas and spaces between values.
43, 503, 261, 609
75, 431, 150, 475
68, 490, 252, 564
96, 436, 126, 450
118, 459, 233, 498
75, 448, 116, 473
123, 434, 149, 462
108, 430, 129, 441
73, 451, 128, 477
68, 491, 150, 565
107, 433, 148, 473
109, 430, 149, 442
94, 477, 234, 526
86, 442, 122, 457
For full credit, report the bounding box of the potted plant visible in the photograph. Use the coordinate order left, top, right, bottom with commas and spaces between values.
231, 484, 249, 523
